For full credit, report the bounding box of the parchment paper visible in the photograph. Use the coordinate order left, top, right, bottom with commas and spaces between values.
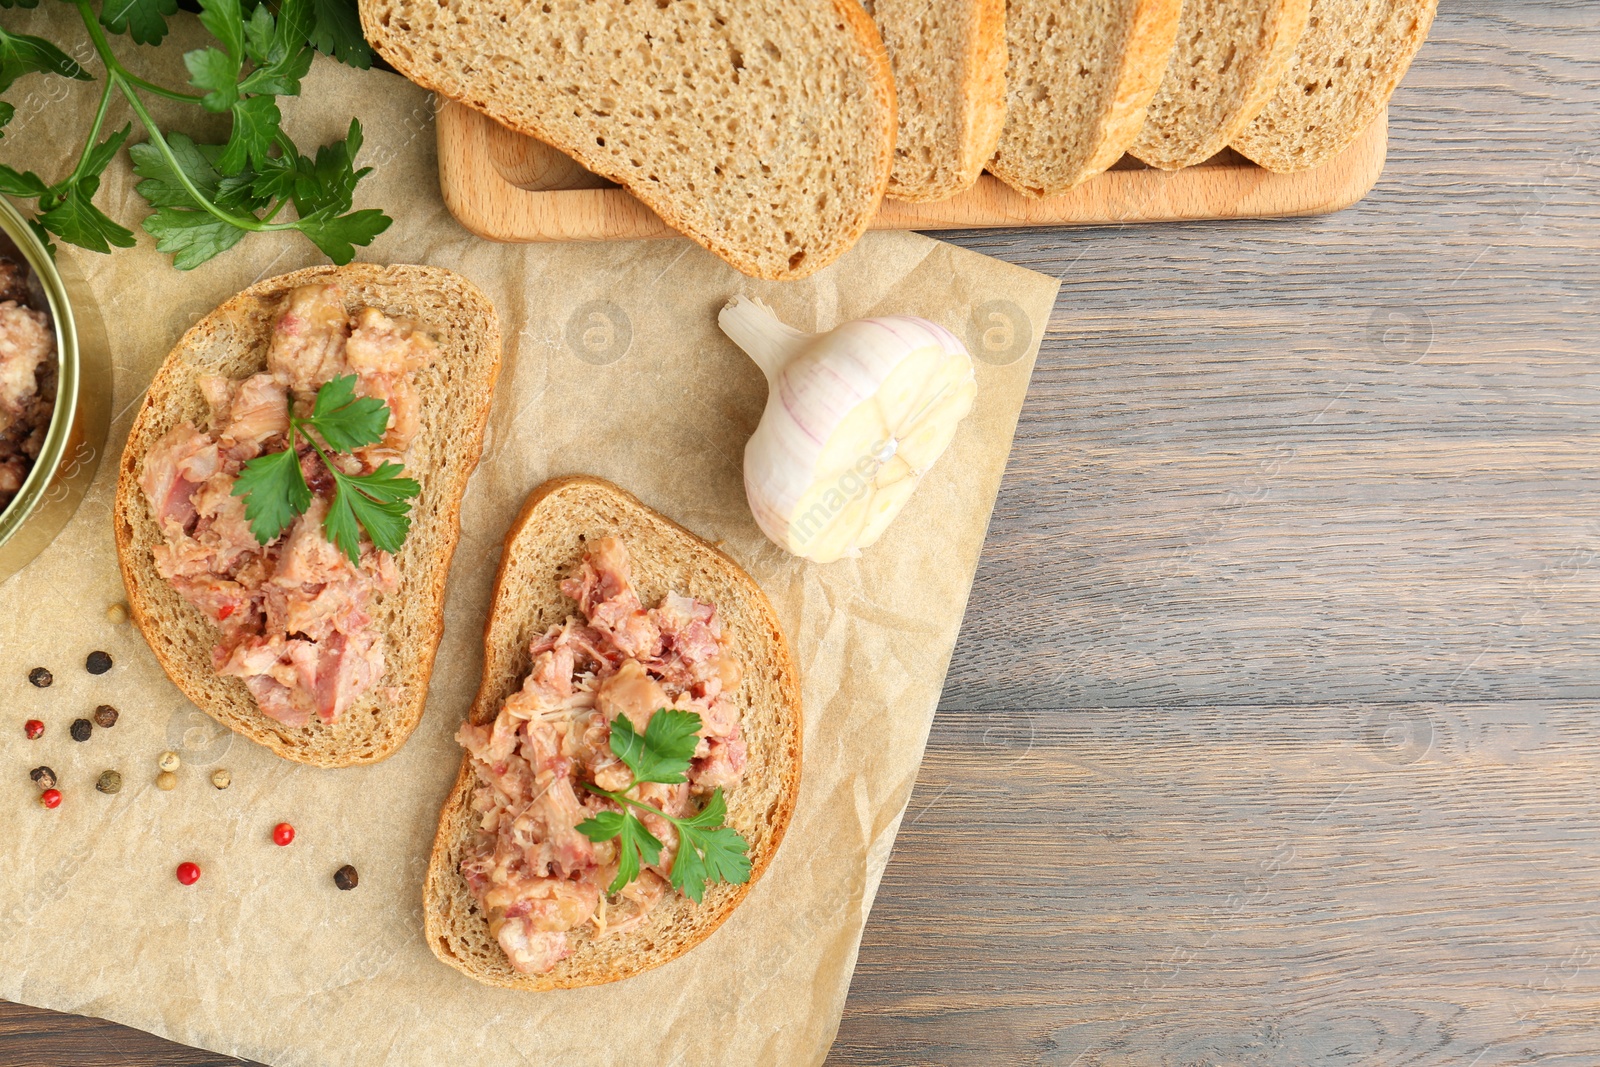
0, 10, 1060, 1065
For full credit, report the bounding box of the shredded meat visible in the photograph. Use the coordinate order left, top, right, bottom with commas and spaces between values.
0, 260, 56, 512
458, 537, 747, 974
139, 283, 434, 726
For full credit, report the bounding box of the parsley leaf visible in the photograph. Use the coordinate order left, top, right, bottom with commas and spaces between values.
0, 101, 12, 137
241, 2, 275, 64
195, 0, 246, 61
0, 24, 91, 91
229, 378, 417, 560
324, 461, 419, 562
579, 710, 753, 901
295, 206, 390, 265
38, 178, 137, 253
143, 207, 249, 269
25, 218, 54, 257
239, 0, 314, 94
669, 789, 751, 903
608, 708, 701, 785
81, 122, 134, 182
130, 133, 224, 209
232, 446, 310, 545
16, 0, 390, 268
250, 119, 368, 218
302, 373, 389, 451
577, 809, 627, 844
217, 95, 281, 174
0, 164, 48, 197
185, 45, 241, 112
307, 0, 372, 68
578, 810, 664, 894
99, 0, 181, 46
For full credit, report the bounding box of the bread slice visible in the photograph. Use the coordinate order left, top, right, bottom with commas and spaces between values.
359, 0, 895, 280
988, 0, 1182, 197
1231, 0, 1437, 172
864, 0, 1007, 203
1129, 0, 1311, 170
113, 264, 502, 768
424, 475, 803, 990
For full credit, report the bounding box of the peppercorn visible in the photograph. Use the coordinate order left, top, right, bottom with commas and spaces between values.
106, 603, 129, 624
156, 771, 178, 791
333, 864, 359, 891
211, 768, 232, 790
272, 822, 295, 847
27, 667, 51, 688
29, 766, 56, 789
39, 788, 61, 809
93, 704, 119, 728
85, 651, 113, 675
24, 719, 44, 740
176, 861, 201, 886
158, 751, 181, 772
96, 770, 123, 795
70, 718, 92, 742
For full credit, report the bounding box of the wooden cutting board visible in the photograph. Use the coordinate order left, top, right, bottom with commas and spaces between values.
435, 99, 1389, 244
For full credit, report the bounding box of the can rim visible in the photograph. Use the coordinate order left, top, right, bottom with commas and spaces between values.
0, 195, 81, 547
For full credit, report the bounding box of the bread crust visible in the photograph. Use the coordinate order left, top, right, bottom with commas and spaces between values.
113, 264, 502, 768
360, 0, 895, 281
423, 475, 803, 989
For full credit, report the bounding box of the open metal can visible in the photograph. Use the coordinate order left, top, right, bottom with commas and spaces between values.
0, 197, 112, 583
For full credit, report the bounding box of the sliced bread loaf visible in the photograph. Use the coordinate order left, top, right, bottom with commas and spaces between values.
359, 0, 895, 280
864, 0, 1007, 202
1130, 0, 1311, 170
988, 0, 1182, 197
1231, 0, 1437, 172
113, 265, 501, 768
425, 475, 803, 989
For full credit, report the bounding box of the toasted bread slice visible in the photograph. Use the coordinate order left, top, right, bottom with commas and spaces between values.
988, 0, 1182, 196
424, 476, 803, 989
1129, 0, 1311, 170
359, 0, 895, 280
113, 264, 502, 768
1231, 0, 1437, 172
865, 0, 1008, 203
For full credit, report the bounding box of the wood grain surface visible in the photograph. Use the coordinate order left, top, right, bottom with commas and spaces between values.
435, 100, 1388, 243
5, 1, 1598, 1065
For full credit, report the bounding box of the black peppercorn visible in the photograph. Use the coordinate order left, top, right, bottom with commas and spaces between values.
69, 718, 92, 742
27, 667, 52, 688
29, 766, 56, 790
93, 704, 119, 728
333, 864, 359, 891
85, 651, 113, 675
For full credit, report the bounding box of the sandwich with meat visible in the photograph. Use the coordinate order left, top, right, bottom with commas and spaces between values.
424, 476, 803, 988
114, 264, 501, 767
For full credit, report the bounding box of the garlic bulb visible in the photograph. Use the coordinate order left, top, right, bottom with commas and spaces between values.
718, 295, 977, 564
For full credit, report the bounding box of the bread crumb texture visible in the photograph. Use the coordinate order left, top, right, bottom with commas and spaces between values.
1232, 0, 1437, 172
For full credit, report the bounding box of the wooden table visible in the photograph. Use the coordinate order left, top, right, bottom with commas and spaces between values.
5, 2, 1597, 1063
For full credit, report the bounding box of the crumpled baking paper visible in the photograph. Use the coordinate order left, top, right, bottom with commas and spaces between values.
0, 9, 1060, 1065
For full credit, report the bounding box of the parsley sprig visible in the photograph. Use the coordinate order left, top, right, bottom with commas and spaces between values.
577, 709, 752, 904
0, 0, 386, 268
231, 373, 419, 563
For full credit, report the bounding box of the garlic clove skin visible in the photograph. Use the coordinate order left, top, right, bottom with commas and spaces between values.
719, 297, 977, 565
